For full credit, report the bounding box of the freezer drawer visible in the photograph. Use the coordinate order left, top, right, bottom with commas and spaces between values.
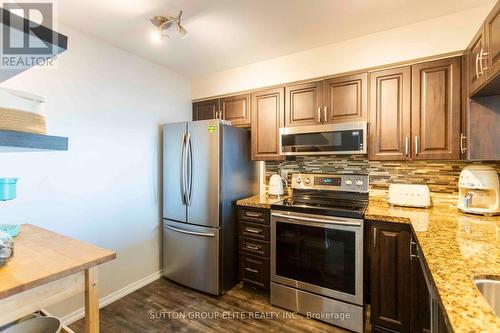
163, 219, 220, 295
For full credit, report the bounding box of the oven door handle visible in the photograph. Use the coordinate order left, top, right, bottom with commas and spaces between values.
271, 213, 362, 226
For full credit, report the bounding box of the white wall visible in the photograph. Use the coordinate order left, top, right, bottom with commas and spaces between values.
192, 4, 493, 99
0, 24, 191, 317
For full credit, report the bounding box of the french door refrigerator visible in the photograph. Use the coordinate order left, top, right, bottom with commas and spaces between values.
163, 119, 258, 295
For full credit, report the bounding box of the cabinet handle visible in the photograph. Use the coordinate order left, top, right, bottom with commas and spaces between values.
415, 136, 419, 155
405, 137, 409, 156
317, 107, 322, 123
323, 106, 328, 123
410, 240, 419, 259
245, 244, 260, 251
373, 227, 377, 247
245, 227, 261, 234
245, 211, 262, 218
460, 133, 467, 154
475, 52, 481, 79
479, 49, 489, 74
245, 267, 259, 273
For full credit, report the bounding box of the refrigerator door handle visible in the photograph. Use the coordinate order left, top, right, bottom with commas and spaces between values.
184, 131, 192, 206
186, 132, 193, 206
180, 132, 187, 205
165, 225, 215, 237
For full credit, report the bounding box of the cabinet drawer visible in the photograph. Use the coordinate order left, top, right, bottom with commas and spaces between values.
239, 237, 270, 257
239, 253, 270, 290
239, 221, 270, 241
238, 207, 269, 224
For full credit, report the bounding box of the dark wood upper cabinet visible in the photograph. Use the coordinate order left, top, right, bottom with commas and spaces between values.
220, 94, 251, 127
468, 28, 487, 95
411, 57, 461, 160
370, 221, 411, 333
251, 87, 284, 160
485, 1, 500, 82
369, 66, 411, 161
323, 73, 368, 123
193, 99, 219, 121
284, 81, 323, 127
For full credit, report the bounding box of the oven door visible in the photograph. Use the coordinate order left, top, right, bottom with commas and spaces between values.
271, 210, 363, 305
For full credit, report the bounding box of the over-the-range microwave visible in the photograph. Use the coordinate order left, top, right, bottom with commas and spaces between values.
280, 121, 367, 156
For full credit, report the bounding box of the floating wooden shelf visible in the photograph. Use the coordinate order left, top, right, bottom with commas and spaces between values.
0, 130, 68, 152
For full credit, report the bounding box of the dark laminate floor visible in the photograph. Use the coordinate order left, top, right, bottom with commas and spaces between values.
70, 278, 352, 333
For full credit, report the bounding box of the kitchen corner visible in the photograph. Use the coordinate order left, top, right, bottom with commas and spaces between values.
236, 187, 500, 333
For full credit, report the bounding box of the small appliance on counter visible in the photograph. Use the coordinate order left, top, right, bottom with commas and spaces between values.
268, 174, 288, 197
388, 184, 432, 208
0, 231, 14, 266
458, 165, 500, 216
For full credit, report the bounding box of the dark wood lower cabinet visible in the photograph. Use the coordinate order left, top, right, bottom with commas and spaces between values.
238, 206, 271, 290
411, 238, 431, 333
239, 253, 270, 290
369, 220, 438, 333
370, 221, 411, 332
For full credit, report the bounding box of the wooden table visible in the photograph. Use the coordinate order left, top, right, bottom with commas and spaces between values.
0, 224, 116, 333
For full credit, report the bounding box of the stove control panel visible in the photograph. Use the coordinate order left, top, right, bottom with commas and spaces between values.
292, 173, 369, 193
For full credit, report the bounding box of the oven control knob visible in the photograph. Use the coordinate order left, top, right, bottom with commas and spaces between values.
345, 179, 353, 185
356, 180, 364, 186
296, 177, 302, 184
304, 178, 311, 185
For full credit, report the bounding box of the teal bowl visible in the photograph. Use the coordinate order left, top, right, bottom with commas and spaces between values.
0, 178, 19, 201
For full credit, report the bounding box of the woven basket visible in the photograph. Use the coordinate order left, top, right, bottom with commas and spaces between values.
0, 108, 47, 134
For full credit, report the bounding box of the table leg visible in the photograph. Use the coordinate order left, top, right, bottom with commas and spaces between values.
85, 266, 99, 333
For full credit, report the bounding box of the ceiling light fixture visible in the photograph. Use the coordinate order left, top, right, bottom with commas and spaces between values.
150, 10, 188, 41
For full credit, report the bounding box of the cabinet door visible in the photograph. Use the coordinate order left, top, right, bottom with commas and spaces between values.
370, 221, 410, 333
468, 28, 487, 95
369, 67, 411, 160
220, 94, 251, 127
284, 81, 323, 127
323, 73, 368, 123
485, 1, 500, 80
410, 238, 431, 333
193, 99, 219, 121
251, 87, 285, 161
411, 57, 461, 160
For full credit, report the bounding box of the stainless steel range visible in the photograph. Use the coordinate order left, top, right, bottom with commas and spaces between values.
270, 173, 368, 333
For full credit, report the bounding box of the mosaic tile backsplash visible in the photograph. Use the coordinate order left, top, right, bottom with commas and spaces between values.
266, 156, 500, 194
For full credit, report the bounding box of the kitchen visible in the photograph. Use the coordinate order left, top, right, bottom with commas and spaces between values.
0, 1, 499, 333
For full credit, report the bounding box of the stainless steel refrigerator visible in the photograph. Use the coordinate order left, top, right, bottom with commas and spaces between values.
162, 119, 258, 295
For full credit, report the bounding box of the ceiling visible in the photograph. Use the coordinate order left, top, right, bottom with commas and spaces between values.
56, 0, 494, 77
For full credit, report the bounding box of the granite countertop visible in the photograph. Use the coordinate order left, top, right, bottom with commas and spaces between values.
366, 193, 500, 333
237, 192, 500, 332
236, 194, 288, 209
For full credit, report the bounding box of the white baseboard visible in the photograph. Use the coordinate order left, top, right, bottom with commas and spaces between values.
61, 270, 163, 325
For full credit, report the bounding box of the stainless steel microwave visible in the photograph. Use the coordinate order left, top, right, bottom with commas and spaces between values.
280, 121, 367, 156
